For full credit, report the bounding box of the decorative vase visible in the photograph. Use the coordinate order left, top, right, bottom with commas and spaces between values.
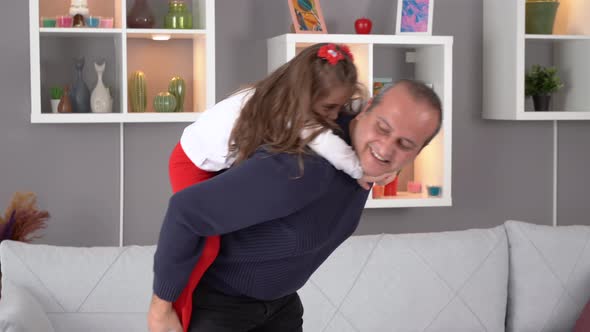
164, 0, 192, 29
58, 86, 73, 113
525, 1, 559, 34
91, 62, 113, 113
532, 95, 551, 111
168, 76, 185, 112
384, 176, 399, 196
129, 71, 147, 112
127, 0, 155, 28
153, 92, 177, 112
70, 57, 90, 113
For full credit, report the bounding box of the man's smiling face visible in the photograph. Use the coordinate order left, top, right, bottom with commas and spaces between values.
351, 83, 441, 177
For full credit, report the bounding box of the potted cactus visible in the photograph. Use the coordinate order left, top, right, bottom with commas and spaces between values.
50, 86, 63, 113
525, 64, 564, 111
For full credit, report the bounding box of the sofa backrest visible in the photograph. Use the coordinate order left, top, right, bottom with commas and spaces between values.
0, 240, 155, 331
3, 221, 589, 332
298, 225, 509, 331
504, 220, 590, 332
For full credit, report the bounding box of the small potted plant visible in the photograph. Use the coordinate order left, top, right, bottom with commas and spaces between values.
525, 64, 564, 112
50, 86, 63, 113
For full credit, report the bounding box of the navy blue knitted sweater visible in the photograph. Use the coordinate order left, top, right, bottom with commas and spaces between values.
153, 118, 369, 301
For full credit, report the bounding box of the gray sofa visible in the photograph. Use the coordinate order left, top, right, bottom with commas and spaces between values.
1, 220, 589, 331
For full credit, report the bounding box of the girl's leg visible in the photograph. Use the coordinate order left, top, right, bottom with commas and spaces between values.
169, 142, 221, 331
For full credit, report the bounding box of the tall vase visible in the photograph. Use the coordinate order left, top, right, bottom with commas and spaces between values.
91, 62, 113, 113
70, 57, 90, 113
58, 86, 73, 113
127, 0, 155, 28
129, 71, 147, 112
168, 76, 185, 112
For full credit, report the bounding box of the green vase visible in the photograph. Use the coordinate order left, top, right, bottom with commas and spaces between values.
168, 76, 186, 112
154, 92, 177, 112
129, 71, 147, 113
525, 1, 559, 34
164, 1, 192, 29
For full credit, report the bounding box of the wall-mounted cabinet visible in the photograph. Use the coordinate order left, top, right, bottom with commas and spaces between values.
483, 0, 590, 120
29, 0, 215, 123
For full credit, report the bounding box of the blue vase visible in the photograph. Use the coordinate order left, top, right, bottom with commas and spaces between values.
70, 57, 90, 113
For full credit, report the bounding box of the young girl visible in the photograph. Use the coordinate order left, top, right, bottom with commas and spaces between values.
166, 43, 389, 331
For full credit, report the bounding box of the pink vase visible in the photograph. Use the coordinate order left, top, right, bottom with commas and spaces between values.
127, 0, 155, 28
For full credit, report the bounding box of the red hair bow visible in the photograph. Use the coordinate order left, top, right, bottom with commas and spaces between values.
318, 44, 354, 65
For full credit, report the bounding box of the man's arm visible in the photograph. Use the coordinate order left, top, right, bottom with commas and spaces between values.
153, 150, 335, 301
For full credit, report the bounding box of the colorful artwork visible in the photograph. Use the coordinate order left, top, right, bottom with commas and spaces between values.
288, 0, 328, 34
373, 78, 392, 96
396, 0, 433, 35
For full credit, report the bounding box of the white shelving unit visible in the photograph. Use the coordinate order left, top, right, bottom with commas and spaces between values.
483, 0, 590, 120
29, 0, 215, 123
268, 34, 453, 209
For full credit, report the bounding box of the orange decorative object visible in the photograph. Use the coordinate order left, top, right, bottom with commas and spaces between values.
372, 185, 385, 198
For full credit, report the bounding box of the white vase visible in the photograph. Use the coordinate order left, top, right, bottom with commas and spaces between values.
50, 99, 60, 113
91, 62, 113, 113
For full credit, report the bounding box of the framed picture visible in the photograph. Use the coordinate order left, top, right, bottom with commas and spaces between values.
288, 0, 328, 34
395, 0, 434, 35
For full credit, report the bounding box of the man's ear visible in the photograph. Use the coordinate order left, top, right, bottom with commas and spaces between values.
359, 97, 373, 114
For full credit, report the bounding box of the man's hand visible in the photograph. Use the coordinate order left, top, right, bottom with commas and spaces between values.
148, 294, 183, 332
356, 171, 399, 190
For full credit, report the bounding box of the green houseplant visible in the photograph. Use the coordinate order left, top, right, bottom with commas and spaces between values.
525, 64, 564, 112
50, 86, 63, 113
526, 0, 560, 34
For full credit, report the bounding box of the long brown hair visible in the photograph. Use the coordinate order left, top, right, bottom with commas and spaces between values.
228, 43, 362, 164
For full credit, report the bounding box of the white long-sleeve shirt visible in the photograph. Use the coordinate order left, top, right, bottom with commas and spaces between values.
180, 89, 364, 179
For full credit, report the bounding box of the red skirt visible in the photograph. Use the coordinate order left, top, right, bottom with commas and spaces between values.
168, 142, 221, 332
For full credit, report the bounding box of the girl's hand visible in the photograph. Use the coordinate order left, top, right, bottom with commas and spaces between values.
148, 294, 183, 332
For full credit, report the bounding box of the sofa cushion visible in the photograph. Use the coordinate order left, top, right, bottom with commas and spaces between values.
0, 280, 55, 332
299, 225, 508, 331
0, 240, 155, 330
505, 220, 590, 332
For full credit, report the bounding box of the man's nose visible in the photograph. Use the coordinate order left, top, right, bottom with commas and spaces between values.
379, 137, 397, 161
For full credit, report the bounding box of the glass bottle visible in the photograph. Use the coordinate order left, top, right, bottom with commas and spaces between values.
164, 0, 192, 29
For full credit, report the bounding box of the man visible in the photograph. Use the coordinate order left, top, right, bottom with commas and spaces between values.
148, 79, 442, 332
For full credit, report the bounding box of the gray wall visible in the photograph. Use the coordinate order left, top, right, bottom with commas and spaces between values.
1, 0, 589, 246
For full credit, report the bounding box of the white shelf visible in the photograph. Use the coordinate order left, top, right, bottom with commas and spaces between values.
268, 33, 453, 47
525, 34, 590, 40
126, 29, 207, 40
40, 28, 122, 36
517, 111, 590, 121
31, 112, 202, 124
365, 193, 451, 208
122, 112, 201, 123
268, 33, 453, 209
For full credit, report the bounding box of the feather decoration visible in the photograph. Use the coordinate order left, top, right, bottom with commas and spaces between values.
0, 192, 49, 243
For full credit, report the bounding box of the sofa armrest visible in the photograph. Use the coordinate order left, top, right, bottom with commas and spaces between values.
0, 280, 55, 332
